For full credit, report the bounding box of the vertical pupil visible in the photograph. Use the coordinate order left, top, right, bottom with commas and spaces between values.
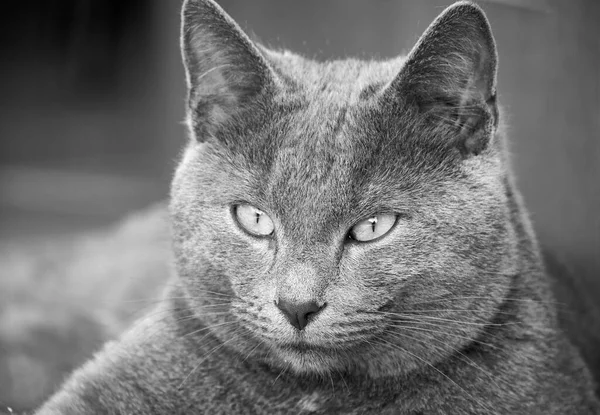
254, 210, 261, 224
369, 217, 378, 233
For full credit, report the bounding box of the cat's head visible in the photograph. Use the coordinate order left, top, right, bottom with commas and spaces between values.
171, 0, 516, 377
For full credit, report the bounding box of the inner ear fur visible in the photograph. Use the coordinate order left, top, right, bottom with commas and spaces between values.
386, 1, 499, 156
181, 0, 277, 139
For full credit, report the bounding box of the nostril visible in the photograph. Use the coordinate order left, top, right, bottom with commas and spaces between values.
275, 298, 326, 330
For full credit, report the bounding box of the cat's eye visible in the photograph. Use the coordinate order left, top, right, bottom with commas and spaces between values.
234, 204, 275, 237
348, 214, 397, 242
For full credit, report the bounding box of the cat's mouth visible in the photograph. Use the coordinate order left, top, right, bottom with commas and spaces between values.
272, 331, 365, 359
264, 321, 379, 355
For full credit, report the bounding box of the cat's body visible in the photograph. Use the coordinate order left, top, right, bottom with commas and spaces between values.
35, 1, 599, 414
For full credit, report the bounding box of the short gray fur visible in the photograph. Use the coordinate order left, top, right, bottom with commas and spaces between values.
36, 1, 600, 414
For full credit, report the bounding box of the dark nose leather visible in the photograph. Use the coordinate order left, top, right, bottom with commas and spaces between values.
276, 298, 325, 330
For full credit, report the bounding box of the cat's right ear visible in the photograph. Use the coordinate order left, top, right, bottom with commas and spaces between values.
181, 0, 277, 140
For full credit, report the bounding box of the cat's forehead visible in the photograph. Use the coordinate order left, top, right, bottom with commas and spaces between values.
200, 54, 461, 239
268, 51, 406, 101
254, 70, 438, 239
263, 54, 448, 176
266, 54, 401, 153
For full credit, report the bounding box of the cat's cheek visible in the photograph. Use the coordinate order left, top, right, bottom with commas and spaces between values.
218, 242, 275, 310
332, 230, 438, 316
332, 246, 401, 310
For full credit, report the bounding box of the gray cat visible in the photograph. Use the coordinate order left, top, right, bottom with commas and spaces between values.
36, 1, 600, 413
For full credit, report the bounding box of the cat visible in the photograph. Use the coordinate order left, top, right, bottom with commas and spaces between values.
34, 0, 600, 413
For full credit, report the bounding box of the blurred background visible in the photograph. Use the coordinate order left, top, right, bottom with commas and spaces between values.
0, 0, 598, 411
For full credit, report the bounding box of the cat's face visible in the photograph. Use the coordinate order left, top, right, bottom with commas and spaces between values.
171, 0, 516, 377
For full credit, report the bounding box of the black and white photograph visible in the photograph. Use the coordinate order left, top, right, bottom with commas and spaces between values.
1, 1, 598, 413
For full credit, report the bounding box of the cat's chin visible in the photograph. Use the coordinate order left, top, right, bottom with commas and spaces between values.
262, 334, 428, 379
271, 343, 342, 375
267, 338, 373, 376
267, 344, 410, 380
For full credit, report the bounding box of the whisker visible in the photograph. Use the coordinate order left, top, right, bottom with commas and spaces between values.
375, 336, 494, 413
241, 340, 263, 364
122, 289, 236, 305
371, 311, 518, 327
127, 307, 193, 328
397, 308, 515, 315
411, 295, 566, 307
333, 365, 350, 396
385, 323, 499, 350
327, 370, 336, 394
385, 329, 513, 396
178, 331, 241, 389
181, 320, 238, 339
120, 296, 195, 304
272, 360, 291, 386
125, 303, 231, 324
141, 311, 239, 341
191, 289, 237, 299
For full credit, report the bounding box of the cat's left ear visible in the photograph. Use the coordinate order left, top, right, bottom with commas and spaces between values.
387, 2, 498, 155
181, 0, 277, 139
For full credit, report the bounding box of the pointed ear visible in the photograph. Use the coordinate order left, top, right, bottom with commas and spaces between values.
388, 2, 498, 155
181, 0, 276, 139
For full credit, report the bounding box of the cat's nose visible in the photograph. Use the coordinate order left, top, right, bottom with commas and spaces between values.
275, 298, 326, 330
